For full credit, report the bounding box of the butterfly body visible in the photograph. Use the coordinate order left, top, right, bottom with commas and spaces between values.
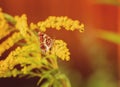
38, 32, 54, 53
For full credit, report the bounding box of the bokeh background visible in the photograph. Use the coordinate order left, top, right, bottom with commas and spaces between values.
0, 0, 119, 87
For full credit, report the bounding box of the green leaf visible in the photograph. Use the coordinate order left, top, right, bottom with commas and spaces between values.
97, 30, 120, 44
41, 82, 50, 87
4, 13, 16, 24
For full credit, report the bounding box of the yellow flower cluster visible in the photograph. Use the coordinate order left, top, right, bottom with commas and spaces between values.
15, 14, 28, 37
0, 9, 10, 40
0, 32, 22, 56
0, 9, 84, 80
51, 40, 70, 61
31, 16, 84, 32
15, 15, 40, 45
0, 47, 20, 77
0, 43, 41, 77
0, 60, 9, 77
0, 9, 85, 87
14, 44, 41, 60
0, 9, 8, 30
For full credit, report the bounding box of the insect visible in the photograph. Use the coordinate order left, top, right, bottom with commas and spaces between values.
38, 32, 54, 54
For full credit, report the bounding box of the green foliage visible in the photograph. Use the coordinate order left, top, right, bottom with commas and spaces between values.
97, 29, 120, 44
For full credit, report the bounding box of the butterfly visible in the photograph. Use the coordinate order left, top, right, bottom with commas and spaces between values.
38, 32, 54, 54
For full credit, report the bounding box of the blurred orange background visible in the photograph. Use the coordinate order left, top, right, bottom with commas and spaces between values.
0, 0, 118, 87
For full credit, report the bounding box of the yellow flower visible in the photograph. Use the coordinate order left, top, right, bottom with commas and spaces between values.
37, 16, 84, 32
0, 32, 22, 56
0, 11, 84, 80
0, 60, 9, 72
0, 10, 8, 29
30, 22, 38, 30
15, 15, 40, 45
51, 40, 70, 61
15, 14, 28, 37
37, 22, 47, 32
0, 9, 10, 39
0, 42, 42, 77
